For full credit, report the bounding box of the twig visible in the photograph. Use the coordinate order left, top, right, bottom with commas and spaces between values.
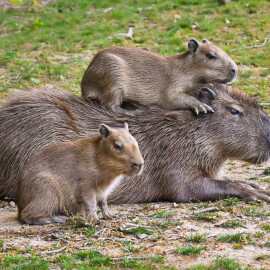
194, 207, 219, 214
244, 38, 269, 49
40, 246, 66, 255
260, 103, 270, 106
50, 233, 68, 243
231, 38, 269, 51
110, 256, 163, 261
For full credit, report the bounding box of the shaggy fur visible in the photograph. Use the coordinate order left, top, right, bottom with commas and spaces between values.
81, 39, 238, 114
18, 125, 143, 224
0, 84, 269, 203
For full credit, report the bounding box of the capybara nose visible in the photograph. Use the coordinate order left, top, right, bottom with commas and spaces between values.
231, 69, 237, 77
133, 163, 143, 170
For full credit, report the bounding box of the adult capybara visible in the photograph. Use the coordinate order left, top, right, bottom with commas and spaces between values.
81, 39, 238, 115
0, 84, 269, 203
18, 123, 143, 224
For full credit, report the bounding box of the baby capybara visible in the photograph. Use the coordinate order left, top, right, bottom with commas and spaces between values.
18, 123, 144, 225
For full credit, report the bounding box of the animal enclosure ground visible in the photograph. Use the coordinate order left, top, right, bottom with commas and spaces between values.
0, 0, 269, 269
0, 161, 269, 269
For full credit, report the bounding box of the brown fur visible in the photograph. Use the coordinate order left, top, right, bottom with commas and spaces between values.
81, 39, 238, 114
0, 84, 269, 205
18, 125, 143, 225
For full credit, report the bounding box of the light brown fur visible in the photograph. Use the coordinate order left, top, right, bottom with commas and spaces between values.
81, 39, 238, 115
18, 124, 144, 225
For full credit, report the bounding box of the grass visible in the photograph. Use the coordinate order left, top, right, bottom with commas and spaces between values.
263, 167, 270, 175
261, 224, 270, 231
176, 245, 204, 255
219, 233, 254, 245
188, 234, 207, 243
221, 220, 244, 228
187, 256, 250, 270
154, 210, 174, 218
193, 212, 219, 222
122, 226, 153, 236
1, 249, 167, 269
0, 0, 269, 107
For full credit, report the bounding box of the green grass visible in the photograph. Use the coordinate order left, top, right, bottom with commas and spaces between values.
1, 249, 168, 269
193, 212, 219, 222
0, 0, 269, 105
176, 245, 204, 255
122, 226, 153, 236
187, 256, 250, 270
221, 220, 244, 228
261, 224, 270, 231
263, 167, 270, 175
154, 210, 174, 218
188, 234, 207, 243
219, 233, 254, 245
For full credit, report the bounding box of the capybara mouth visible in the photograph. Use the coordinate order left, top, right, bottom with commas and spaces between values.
128, 164, 144, 176
246, 153, 270, 165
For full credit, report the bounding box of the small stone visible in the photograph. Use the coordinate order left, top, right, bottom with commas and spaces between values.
9, 201, 16, 208
137, 233, 148, 239
173, 202, 178, 208
104, 7, 113, 13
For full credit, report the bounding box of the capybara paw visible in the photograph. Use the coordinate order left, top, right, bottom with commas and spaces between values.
103, 213, 115, 220
88, 212, 99, 221
191, 102, 214, 115
52, 215, 69, 223
24, 217, 53, 225
238, 182, 270, 203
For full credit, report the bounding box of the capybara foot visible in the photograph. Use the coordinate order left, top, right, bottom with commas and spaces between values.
103, 212, 115, 220
52, 215, 69, 223
87, 212, 99, 221
191, 101, 214, 115
23, 217, 53, 225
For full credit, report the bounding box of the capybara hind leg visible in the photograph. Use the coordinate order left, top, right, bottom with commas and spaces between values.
52, 215, 69, 223
23, 217, 53, 225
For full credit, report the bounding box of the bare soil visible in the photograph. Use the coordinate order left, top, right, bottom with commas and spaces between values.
0, 161, 269, 269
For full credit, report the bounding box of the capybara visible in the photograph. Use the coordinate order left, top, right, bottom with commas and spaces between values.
81, 39, 238, 115
18, 123, 143, 225
0, 84, 269, 204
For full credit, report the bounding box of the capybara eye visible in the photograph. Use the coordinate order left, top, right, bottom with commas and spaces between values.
206, 53, 217, 60
227, 107, 243, 116
114, 143, 122, 151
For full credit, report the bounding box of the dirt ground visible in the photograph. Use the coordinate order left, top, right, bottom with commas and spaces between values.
0, 160, 269, 269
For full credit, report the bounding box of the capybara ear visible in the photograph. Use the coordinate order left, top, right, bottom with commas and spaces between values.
199, 88, 217, 105
124, 122, 129, 132
99, 124, 112, 138
202, 39, 211, 44
188, 39, 199, 55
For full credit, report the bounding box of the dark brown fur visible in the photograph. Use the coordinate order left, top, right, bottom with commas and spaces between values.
81, 39, 238, 114
18, 125, 143, 224
0, 84, 269, 204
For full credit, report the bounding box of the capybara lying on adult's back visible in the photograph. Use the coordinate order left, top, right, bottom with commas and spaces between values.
0, 84, 269, 203
81, 39, 238, 115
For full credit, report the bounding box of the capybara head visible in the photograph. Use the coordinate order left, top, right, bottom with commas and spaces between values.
188, 39, 238, 84
197, 86, 270, 164
99, 123, 144, 176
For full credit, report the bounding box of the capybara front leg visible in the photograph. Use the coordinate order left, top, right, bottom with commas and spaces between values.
98, 196, 115, 220
172, 176, 270, 203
